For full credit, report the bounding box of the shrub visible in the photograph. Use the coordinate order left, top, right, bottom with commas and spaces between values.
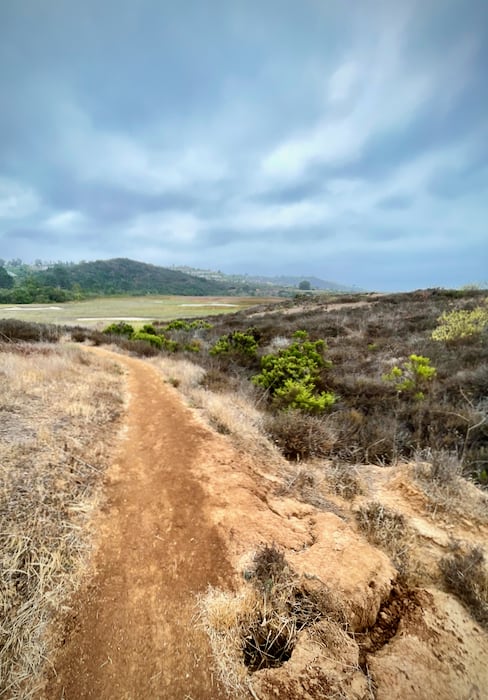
265, 410, 336, 460
252, 331, 335, 412
141, 323, 158, 335
184, 340, 202, 352
210, 330, 259, 357
160, 336, 179, 353
273, 379, 336, 413
132, 331, 162, 348
432, 302, 488, 341
383, 354, 436, 401
165, 319, 213, 331
0, 319, 60, 343
103, 321, 134, 337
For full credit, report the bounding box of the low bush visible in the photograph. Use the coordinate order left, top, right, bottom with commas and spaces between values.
210, 329, 259, 358
253, 331, 336, 413
0, 319, 60, 343
383, 354, 436, 401
432, 302, 488, 341
132, 331, 162, 348
264, 410, 336, 460
102, 321, 134, 337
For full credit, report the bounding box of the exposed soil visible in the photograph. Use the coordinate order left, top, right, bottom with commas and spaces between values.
37, 347, 488, 700
40, 349, 233, 700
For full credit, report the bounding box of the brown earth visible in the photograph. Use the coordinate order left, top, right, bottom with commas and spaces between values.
39, 348, 488, 700
40, 350, 233, 700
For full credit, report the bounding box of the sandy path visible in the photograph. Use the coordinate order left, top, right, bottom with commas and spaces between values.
43, 350, 232, 700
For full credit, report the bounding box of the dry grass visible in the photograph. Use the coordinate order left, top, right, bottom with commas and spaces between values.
355, 502, 412, 576
152, 356, 283, 461
440, 542, 488, 628
0, 343, 124, 698
198, 545, 344, 698
413, 451, 488, 523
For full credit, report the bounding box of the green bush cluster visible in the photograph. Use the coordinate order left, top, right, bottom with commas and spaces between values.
165, 319, 213, 331
210, 330, 259, 357
383, 354, 436, 400
132, 331, 163, 348
431, 302, 488, 341
252, 331, 336, 413
103, 321, 135, 337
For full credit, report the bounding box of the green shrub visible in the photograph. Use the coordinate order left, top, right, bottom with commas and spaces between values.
432, 302, 488, 341
252, 331, 335, 413
383, 354, 436, 400
165, 319, 213, 331
141, 323, 158, 335
274, 379, 336, 413
160, 336, 179, 352
103, 321, 134, 337
132, 331, 162, 348
210, 330, 259, 357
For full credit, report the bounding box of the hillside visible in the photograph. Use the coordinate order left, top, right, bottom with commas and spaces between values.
31, 258, 232, 296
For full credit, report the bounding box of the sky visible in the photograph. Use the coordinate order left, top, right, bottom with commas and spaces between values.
0, 0, 487, 291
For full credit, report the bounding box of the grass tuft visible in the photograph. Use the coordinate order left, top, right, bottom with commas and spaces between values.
440, 543, 488, 628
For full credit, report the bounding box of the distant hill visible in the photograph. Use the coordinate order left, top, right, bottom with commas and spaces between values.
172, 266, 359, 292
31, 258, 232, 296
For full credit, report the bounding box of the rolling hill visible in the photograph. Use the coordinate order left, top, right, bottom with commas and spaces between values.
31, 258, 233, 296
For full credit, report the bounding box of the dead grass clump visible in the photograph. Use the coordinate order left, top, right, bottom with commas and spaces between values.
326, 462, 362, 500
440, 543, 488, 629
414, 451, 488, 522
355, 502, 410, 575
199, 545, 341, 696
0, 344, 124, 698
264, 410, 336, 461
150, 355, 206, 391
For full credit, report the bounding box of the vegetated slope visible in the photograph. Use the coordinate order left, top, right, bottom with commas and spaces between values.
31, 258, 233, 296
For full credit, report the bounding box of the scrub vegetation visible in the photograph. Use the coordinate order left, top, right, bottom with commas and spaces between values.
2, 286, 488, 698
70, 287, 488, 485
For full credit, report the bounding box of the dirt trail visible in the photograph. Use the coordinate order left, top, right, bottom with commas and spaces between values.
42, 349, 232, 700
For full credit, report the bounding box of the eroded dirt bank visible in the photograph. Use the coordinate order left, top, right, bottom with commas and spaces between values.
41, 350, 232, 700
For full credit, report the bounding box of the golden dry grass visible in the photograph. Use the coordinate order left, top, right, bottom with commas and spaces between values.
0, 343, 124, 698
151, 356, 283, 462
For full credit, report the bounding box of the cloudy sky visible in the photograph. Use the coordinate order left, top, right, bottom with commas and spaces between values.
0, 0, 486, 290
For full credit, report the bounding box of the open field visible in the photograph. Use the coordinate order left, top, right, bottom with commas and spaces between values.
0, 295, 279, 328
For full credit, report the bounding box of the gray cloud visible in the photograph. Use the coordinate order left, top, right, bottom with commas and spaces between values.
0, 0, 487, 290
